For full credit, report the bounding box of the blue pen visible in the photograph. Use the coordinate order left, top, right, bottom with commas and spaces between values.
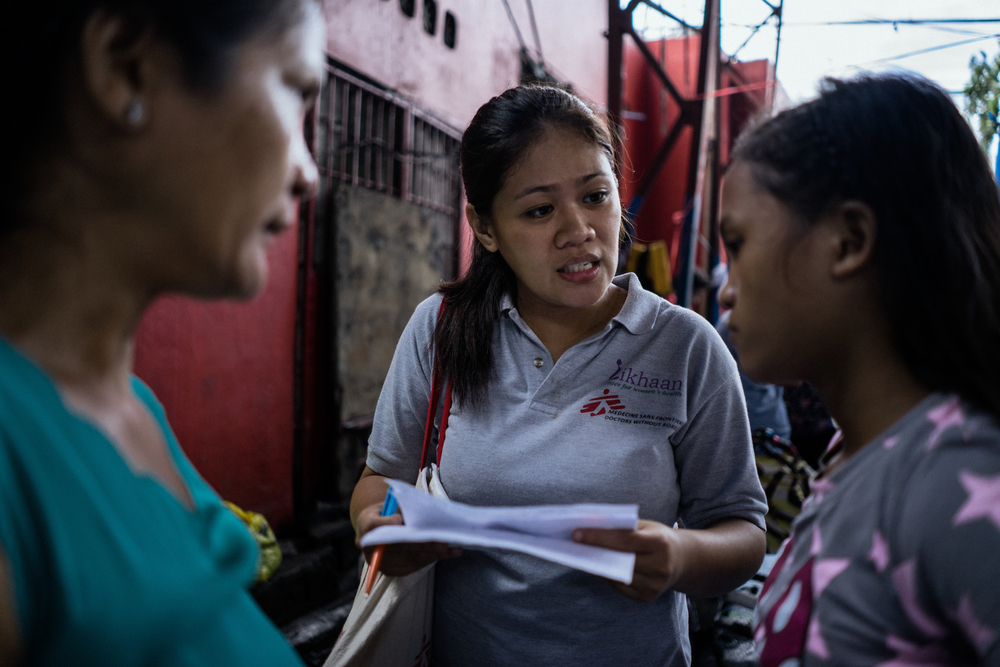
364, 487, 397, 594
380, 487, 398, 517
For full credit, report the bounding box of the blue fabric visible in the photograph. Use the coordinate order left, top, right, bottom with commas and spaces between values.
0, 337, 302, 666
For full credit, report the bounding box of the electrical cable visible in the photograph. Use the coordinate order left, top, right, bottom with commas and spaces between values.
525, 0, 544, 63
813, 18, 1000, 26
635, 0, 701, 33
730, 13, 773, 60
499, 0, 530, 56
871, 32, 1000, 64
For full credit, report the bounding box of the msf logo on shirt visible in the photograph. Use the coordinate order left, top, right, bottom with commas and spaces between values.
580, 389, 625, 416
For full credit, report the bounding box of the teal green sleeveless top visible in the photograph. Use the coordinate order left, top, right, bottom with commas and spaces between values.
0, 338, 303, 666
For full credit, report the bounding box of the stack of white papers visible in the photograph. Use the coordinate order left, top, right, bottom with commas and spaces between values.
360, 480, 639, 584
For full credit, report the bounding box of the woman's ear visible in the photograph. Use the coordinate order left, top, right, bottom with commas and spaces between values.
828, 200, 877, 280
79, 11, 157, 130
467, 203, 499, 253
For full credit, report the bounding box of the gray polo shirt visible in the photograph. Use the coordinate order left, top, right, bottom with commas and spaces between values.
368, 273, 767, 667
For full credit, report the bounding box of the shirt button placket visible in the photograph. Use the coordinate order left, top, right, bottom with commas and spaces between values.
533, 357, 544, 368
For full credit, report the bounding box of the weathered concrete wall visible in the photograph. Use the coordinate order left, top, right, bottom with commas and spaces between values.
334, 184, 453, 423
332, 184, 453, 492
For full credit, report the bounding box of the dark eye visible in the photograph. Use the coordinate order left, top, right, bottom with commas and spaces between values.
525, 205, 553, 219
723, 237, 742, 257
584, 191, 609, 205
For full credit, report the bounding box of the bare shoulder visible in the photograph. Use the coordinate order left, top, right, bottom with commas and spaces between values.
0, 543, 23, 667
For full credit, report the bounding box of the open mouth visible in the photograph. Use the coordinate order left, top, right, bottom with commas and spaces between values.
558, 260, 597, 274
557, 258, 602, 283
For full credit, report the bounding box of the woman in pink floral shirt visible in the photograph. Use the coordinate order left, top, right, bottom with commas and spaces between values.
719, 73, 1000, 666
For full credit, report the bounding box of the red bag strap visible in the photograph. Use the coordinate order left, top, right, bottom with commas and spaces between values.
438, 379, 453, 466
418, 298, 452, 471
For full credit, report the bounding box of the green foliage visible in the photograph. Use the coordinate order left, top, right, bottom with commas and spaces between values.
964, 40, 1000, 152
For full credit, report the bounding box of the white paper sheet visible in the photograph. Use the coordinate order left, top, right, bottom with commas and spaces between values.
360, 479, 639, 584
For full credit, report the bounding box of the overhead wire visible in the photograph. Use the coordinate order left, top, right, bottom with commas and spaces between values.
806, 18, 1000, 26
717, 9, 1000, 83
729, 14, 773, 60
919, 25, 998, 37
871, 32, 1000, 64
499, 0, 530, 56
525, 0, 544, 63
723, 22, 994, 36
638, 0, 701, 33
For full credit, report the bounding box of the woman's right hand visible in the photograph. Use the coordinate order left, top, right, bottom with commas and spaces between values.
350, 466, 462, 578
354, 499, 461, 576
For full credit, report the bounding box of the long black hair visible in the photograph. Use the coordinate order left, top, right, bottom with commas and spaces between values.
436, 85, 616, 406
731, 73, 1000, 419
1, 0, 310, 239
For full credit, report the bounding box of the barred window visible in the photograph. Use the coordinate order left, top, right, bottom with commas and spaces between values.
314, 63, 462, 217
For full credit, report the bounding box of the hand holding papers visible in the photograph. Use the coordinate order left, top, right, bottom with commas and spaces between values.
360, 480, 639, 584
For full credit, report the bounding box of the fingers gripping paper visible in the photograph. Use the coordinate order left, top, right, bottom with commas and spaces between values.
361, 478, 639, 584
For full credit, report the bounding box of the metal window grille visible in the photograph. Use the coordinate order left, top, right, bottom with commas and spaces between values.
315, 63, 462, 216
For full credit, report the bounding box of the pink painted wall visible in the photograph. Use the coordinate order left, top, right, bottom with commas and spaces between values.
322, 0, 608, 130
133, 226, 299, 527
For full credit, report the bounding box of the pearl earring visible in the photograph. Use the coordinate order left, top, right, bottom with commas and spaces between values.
125, 100, 146, 127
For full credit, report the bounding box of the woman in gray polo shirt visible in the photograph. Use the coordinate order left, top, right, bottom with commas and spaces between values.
350, 85, 768, 666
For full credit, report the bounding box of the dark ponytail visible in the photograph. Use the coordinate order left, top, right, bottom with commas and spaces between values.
436, 85, 615, 406
732, 73, 1000, 419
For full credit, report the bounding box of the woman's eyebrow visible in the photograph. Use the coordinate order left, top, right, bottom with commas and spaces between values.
512, 172, 608, 201
513, 184, 556, 200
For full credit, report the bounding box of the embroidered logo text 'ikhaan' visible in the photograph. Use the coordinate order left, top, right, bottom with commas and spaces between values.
580, 389, 625, 416
609, 359, 683, 392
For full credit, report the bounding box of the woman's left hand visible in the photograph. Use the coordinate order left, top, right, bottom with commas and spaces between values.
573, 520, 687, 602
574, 517, 766, 603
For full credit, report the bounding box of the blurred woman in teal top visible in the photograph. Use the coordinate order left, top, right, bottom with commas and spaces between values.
0, 0, 322, 664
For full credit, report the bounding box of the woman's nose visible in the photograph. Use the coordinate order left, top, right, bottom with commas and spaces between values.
556, 208, 595, 248
718, 276, 737, 310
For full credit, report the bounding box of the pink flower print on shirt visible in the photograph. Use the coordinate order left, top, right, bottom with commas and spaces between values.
953, 470, 1000, 532
805, 616, 829, 660
810, 477, 835, 505
813, 558, 850, 598
804, 558, 850, 660
876, 634, 952, 667
883, 436, 899, 449
757, 537, 795, 615
926, 397, 964, 450
810, 524, 823, 555
891, 560, 948, 639
755, 537, 852, 666
949, 594, 996, 654
758, 557, 814, 667
868, 530, 890, 573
